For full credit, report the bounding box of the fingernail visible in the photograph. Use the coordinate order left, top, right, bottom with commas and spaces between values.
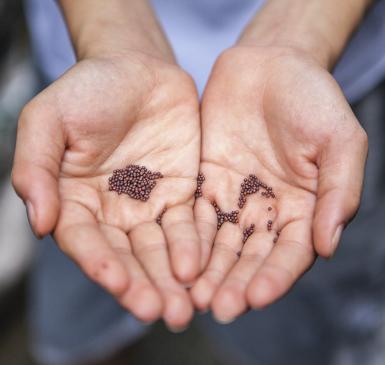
331, 225, 343, 256
26, 201, 42, 239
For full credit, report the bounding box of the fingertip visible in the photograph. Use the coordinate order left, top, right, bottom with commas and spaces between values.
173, 251, 201, 284
313, 219, 343, 259
190, 278, 213, 311
33, 196, 60, 238
128, 286, 163, 323
164, 292, 193, 331
246, 276, 276, 309
13, 167, 60, 238
212, 288, 242, 324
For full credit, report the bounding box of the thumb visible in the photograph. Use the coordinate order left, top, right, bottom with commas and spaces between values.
12, 101, 64, 238
313, 125, 368, 258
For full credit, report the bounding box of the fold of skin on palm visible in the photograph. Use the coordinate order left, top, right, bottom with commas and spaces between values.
191, 47, 367, 322
13, 53, 201, 329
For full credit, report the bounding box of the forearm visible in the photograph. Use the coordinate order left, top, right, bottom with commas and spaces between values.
238, 0, 373, 69
59, 0, 174, 62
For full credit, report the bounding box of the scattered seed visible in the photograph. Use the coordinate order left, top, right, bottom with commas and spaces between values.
212, 201, 239, 230
108, 164, 163, 201
268, 206, 272, 211
238, 174, 276, 209
273, 230, 281, 243
195, 172, 205, 198
156, 208, 166, 226
267, 220, 273, 232
242, 224, 255, 243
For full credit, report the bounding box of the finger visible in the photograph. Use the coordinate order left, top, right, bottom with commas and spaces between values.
55, 201, 129, 296
313, 126, 368, 258
12, 101, 64, 238
161, 204, 201, 284
211, 230, 273, 323
100, 224, 163, 323
194, 198, 217, 270
247, 219, 315, 309
130, 222, 193, 331
190, 223, 242, 312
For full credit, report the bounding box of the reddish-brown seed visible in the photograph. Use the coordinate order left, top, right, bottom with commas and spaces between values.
212, 201, 239, 230
268, 206, 272, 211
242, 224, 255, 243
238, 174, 276, 209
108, 164, 163, 201
156, 208, 166, 226
195, 172, 206, 198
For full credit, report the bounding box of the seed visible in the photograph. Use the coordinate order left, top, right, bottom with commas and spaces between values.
242, 224, 255, 243
212, 201, 239, 230
156, 208, 166, 226
268, 207, 272, 211
108, 164, 163, 201
195, 172, 206, 198
273, 230, 281, 243
238, 174, 276, 209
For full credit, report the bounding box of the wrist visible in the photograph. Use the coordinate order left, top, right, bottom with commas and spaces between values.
238, 0, 373, 70
75, 21, 174, 62
59, 0, 175, 63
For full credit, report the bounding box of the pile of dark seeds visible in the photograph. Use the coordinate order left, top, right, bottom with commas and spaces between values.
156, 208, 166, 226
212, 202, 239, 230
195, 173, 205, 198
242, 224, 255, 243
108, 165, 163, 201
238, 174, 275, 209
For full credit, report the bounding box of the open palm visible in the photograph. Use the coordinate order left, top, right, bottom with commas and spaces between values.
191, 47, 367, 323
13, 53, 201, 329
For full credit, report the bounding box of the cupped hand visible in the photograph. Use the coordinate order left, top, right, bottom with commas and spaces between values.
191, 46, 368, 322
12, 52, 201, 330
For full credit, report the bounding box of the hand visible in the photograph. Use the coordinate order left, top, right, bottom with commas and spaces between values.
12, 52, 201, 330
191, 46, 368, 322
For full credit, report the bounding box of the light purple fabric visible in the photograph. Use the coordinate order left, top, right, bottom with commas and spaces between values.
25, 0, 385, 101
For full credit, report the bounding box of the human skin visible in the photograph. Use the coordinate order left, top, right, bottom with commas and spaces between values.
12, 0, 201, 331
191, 0, 371, 323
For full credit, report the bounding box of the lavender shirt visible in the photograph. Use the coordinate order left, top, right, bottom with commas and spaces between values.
25, 0, 385, 102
